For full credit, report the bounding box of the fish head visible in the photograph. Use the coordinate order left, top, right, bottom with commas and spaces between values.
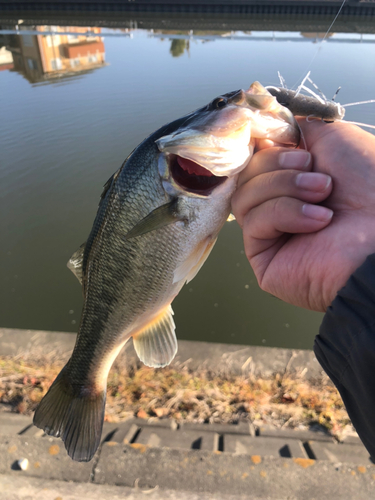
156, 81, 300, 195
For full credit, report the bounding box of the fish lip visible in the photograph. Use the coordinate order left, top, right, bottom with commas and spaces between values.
169, 155, 228, 197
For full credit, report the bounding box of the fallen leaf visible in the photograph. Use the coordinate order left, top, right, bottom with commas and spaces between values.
137, 409, 148, 419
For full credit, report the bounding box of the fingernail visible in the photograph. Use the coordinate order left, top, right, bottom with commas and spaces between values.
302, 204, 333, 221
279, 151, 311, 169
296, 172, 331, 192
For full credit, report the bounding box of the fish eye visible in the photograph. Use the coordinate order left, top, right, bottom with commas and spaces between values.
212, 97, 227, 109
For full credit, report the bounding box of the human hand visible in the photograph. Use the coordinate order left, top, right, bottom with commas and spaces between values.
231, 119, 375, 312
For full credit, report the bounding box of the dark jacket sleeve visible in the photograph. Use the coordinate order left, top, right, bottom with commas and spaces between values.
314, 254, 375, 458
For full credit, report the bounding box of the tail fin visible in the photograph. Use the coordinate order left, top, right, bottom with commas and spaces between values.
33, 365, 106, 462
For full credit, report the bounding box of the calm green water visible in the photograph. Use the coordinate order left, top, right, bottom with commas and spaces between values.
1, 21, 375, 349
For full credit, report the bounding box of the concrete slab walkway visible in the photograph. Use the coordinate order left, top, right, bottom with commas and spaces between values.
0, 412, 374, 500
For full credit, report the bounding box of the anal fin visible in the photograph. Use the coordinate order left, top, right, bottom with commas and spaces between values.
132, 305, 177, 368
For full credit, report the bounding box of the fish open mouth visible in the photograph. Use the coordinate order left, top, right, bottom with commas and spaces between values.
170, 155, 227, 196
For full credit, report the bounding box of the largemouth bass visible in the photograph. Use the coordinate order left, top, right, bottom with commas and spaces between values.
33, 82, 299, 461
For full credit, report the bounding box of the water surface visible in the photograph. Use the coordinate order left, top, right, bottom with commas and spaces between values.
1, 22, 375, 349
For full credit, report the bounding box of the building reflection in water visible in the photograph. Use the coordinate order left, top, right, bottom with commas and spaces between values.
5, 26, 107, 84
0, 45, 14, 71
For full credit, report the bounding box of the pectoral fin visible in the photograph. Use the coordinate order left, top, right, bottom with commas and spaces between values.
67, 242, 86, 285
132, 305, 177, 368
125, 199, 186, 240
173, 237, 217, 285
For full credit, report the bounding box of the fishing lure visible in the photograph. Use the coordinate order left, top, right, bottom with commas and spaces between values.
266, 71, 375, 129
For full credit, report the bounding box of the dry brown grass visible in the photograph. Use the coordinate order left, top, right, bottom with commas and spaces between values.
0, 355, 354, 440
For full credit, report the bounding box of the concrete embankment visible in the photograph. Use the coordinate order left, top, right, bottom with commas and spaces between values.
0, 327, 322, 379
0, 328, 373, 499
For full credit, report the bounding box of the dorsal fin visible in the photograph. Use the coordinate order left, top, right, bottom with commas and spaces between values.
67, 242, 86, 285
132, 306, 177, 368
100, 169, 119, 204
